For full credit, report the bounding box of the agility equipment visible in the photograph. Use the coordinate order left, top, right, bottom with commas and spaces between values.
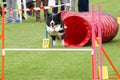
95, 38, 120, 79
42, 38, 50, 48
118, 15, 120, 24
61, 11, 119, 47
98, 66, 109, 79
1, 5, 120, 80
17, 0, 27, 22
0, 6, 95, 80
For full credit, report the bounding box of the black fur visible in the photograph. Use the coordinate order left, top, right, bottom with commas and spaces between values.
46, 12, 65, 46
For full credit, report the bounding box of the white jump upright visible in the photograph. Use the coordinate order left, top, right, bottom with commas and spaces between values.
17, 0, 27, 22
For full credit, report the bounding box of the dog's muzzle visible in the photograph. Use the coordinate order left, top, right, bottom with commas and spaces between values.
50, 22, 55, 28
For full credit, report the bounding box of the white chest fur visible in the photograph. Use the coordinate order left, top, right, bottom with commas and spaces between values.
46, 24, 63, 36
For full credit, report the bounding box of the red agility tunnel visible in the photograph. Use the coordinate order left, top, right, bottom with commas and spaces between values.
61, 11, 119, 47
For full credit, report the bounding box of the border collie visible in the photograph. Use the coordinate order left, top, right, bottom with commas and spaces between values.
46, 12, 65, 46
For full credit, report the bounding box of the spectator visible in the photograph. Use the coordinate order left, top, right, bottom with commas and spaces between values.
26, 0, 35, 16
52, 0, 64, 13
64, 0, 76, 12
6, 0, 17, 22
78, 0, 89, 12
36, 0, 48, 22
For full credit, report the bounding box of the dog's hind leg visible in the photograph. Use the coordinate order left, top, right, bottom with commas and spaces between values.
61, 33, 65, 46
61, 39, 65, 46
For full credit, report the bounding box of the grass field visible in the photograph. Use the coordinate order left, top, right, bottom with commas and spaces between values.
0, 0, 120, 80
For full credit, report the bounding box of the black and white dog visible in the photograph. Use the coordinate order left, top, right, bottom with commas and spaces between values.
46, 12, 66, 46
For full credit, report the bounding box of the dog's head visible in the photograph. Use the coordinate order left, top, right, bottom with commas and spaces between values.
46, 12, 62, 29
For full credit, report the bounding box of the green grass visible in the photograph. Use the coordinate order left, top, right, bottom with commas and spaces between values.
0, 0, 120, 80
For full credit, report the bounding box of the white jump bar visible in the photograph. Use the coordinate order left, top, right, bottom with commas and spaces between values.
3, 48, 92, 51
